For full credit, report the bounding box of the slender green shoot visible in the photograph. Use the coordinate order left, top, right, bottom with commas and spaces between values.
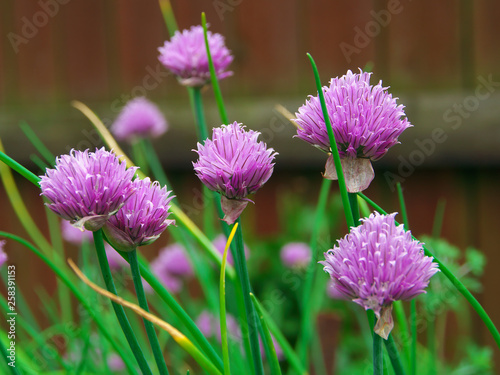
0, 231, 138, 374
250, 294, 282, 375
19, 121, 55, 165
158, 0, 178, 36
233, 219, 264, 375
373, 329, 383, 375
93, 230, 153, 375
201, 12, 229, 124
297, 178, 331, 364
306, 53, 354, 228
220, 223, 239, 375
128, 249, 170, 375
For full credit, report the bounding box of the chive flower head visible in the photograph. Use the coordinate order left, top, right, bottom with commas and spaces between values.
104, 177, 174, 252
40, 148, 137, 231
294, 70, 411, 192
320, 212, 439, 338
193, 122, 277, 224
158, 25, 233, 87
111, 97, 167, 142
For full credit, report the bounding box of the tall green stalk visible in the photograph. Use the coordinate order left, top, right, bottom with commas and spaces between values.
128, 249, 170, 375
306, 54, 354, 229
189, 86, 215, 239
0, 231, 138, 374
233, 219, 264, 375
296, 178, 331, 365
93, 230, 152, 375
373, 328, 383, 375
201, 13, 229, 125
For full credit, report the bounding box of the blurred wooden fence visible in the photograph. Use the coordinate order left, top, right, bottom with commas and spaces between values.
0, 0, 499, 106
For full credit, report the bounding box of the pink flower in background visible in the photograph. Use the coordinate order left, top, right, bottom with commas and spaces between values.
146, 244, 192, 294
212, 234, 250, 266
111, 97, 168, 142
0, 240, 7, 268
196, 310, 240, 342
280, 242, 311, 269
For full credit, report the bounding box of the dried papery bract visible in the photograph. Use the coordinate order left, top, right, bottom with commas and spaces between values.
320, 212, 439, 338
158, 25, 233, 87
40, 148, 137, 231
295, 70, 412, 192
193, 122, 277, 224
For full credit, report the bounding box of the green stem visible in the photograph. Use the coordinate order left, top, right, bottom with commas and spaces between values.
348, 192, 360, 224
45, 211, 72, 324
133, 253, 225, 373
358, 192, 500, 350
93, 230, 152, 375
396, 183, 409, 229
0, 147, 52, 254
219, 229, 232, 375
373, 330, 383, 375
0, 148, 40, 186
0, 337, 21, 375
431, 199, 446, 238
128, 249, 170, 375
0, 231, 138, 374
393, 301, 410, 368
19, 121, 55, 165
201, 13, 229, 125
250, 294, 282, 375
384, 335, 406, 375
158, 0, 178, 36
132, 139, 151, 176
410, 300, 416, 375
234, 219, 264, 375
189, 86, 216, 240
306, 53, 354, 229
427, 315, 436, 375
297, 178, 331, 365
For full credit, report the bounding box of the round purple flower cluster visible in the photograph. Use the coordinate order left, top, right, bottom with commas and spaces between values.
158, 25, 233, 87
193, 122, 277, 224
320, 212, 439, 338
111, 97, 168, 142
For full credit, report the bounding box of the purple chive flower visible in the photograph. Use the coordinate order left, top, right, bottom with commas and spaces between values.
294, 70, 412, 192
145, 244, 192, 294
107, 353, 125, 372
103, 177, 174, 252
40, 148, 137, 231
320, 212, 439, 339
0, 241, 7, 268
193, 122, 277, 224
213, 234, 250, 266
146, 262, 182, 294
196, 310, 240, 343
156, 243, 193, 278
111, 97, 168, 142
280, 242, 311, 269
158, 25, 233, 87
